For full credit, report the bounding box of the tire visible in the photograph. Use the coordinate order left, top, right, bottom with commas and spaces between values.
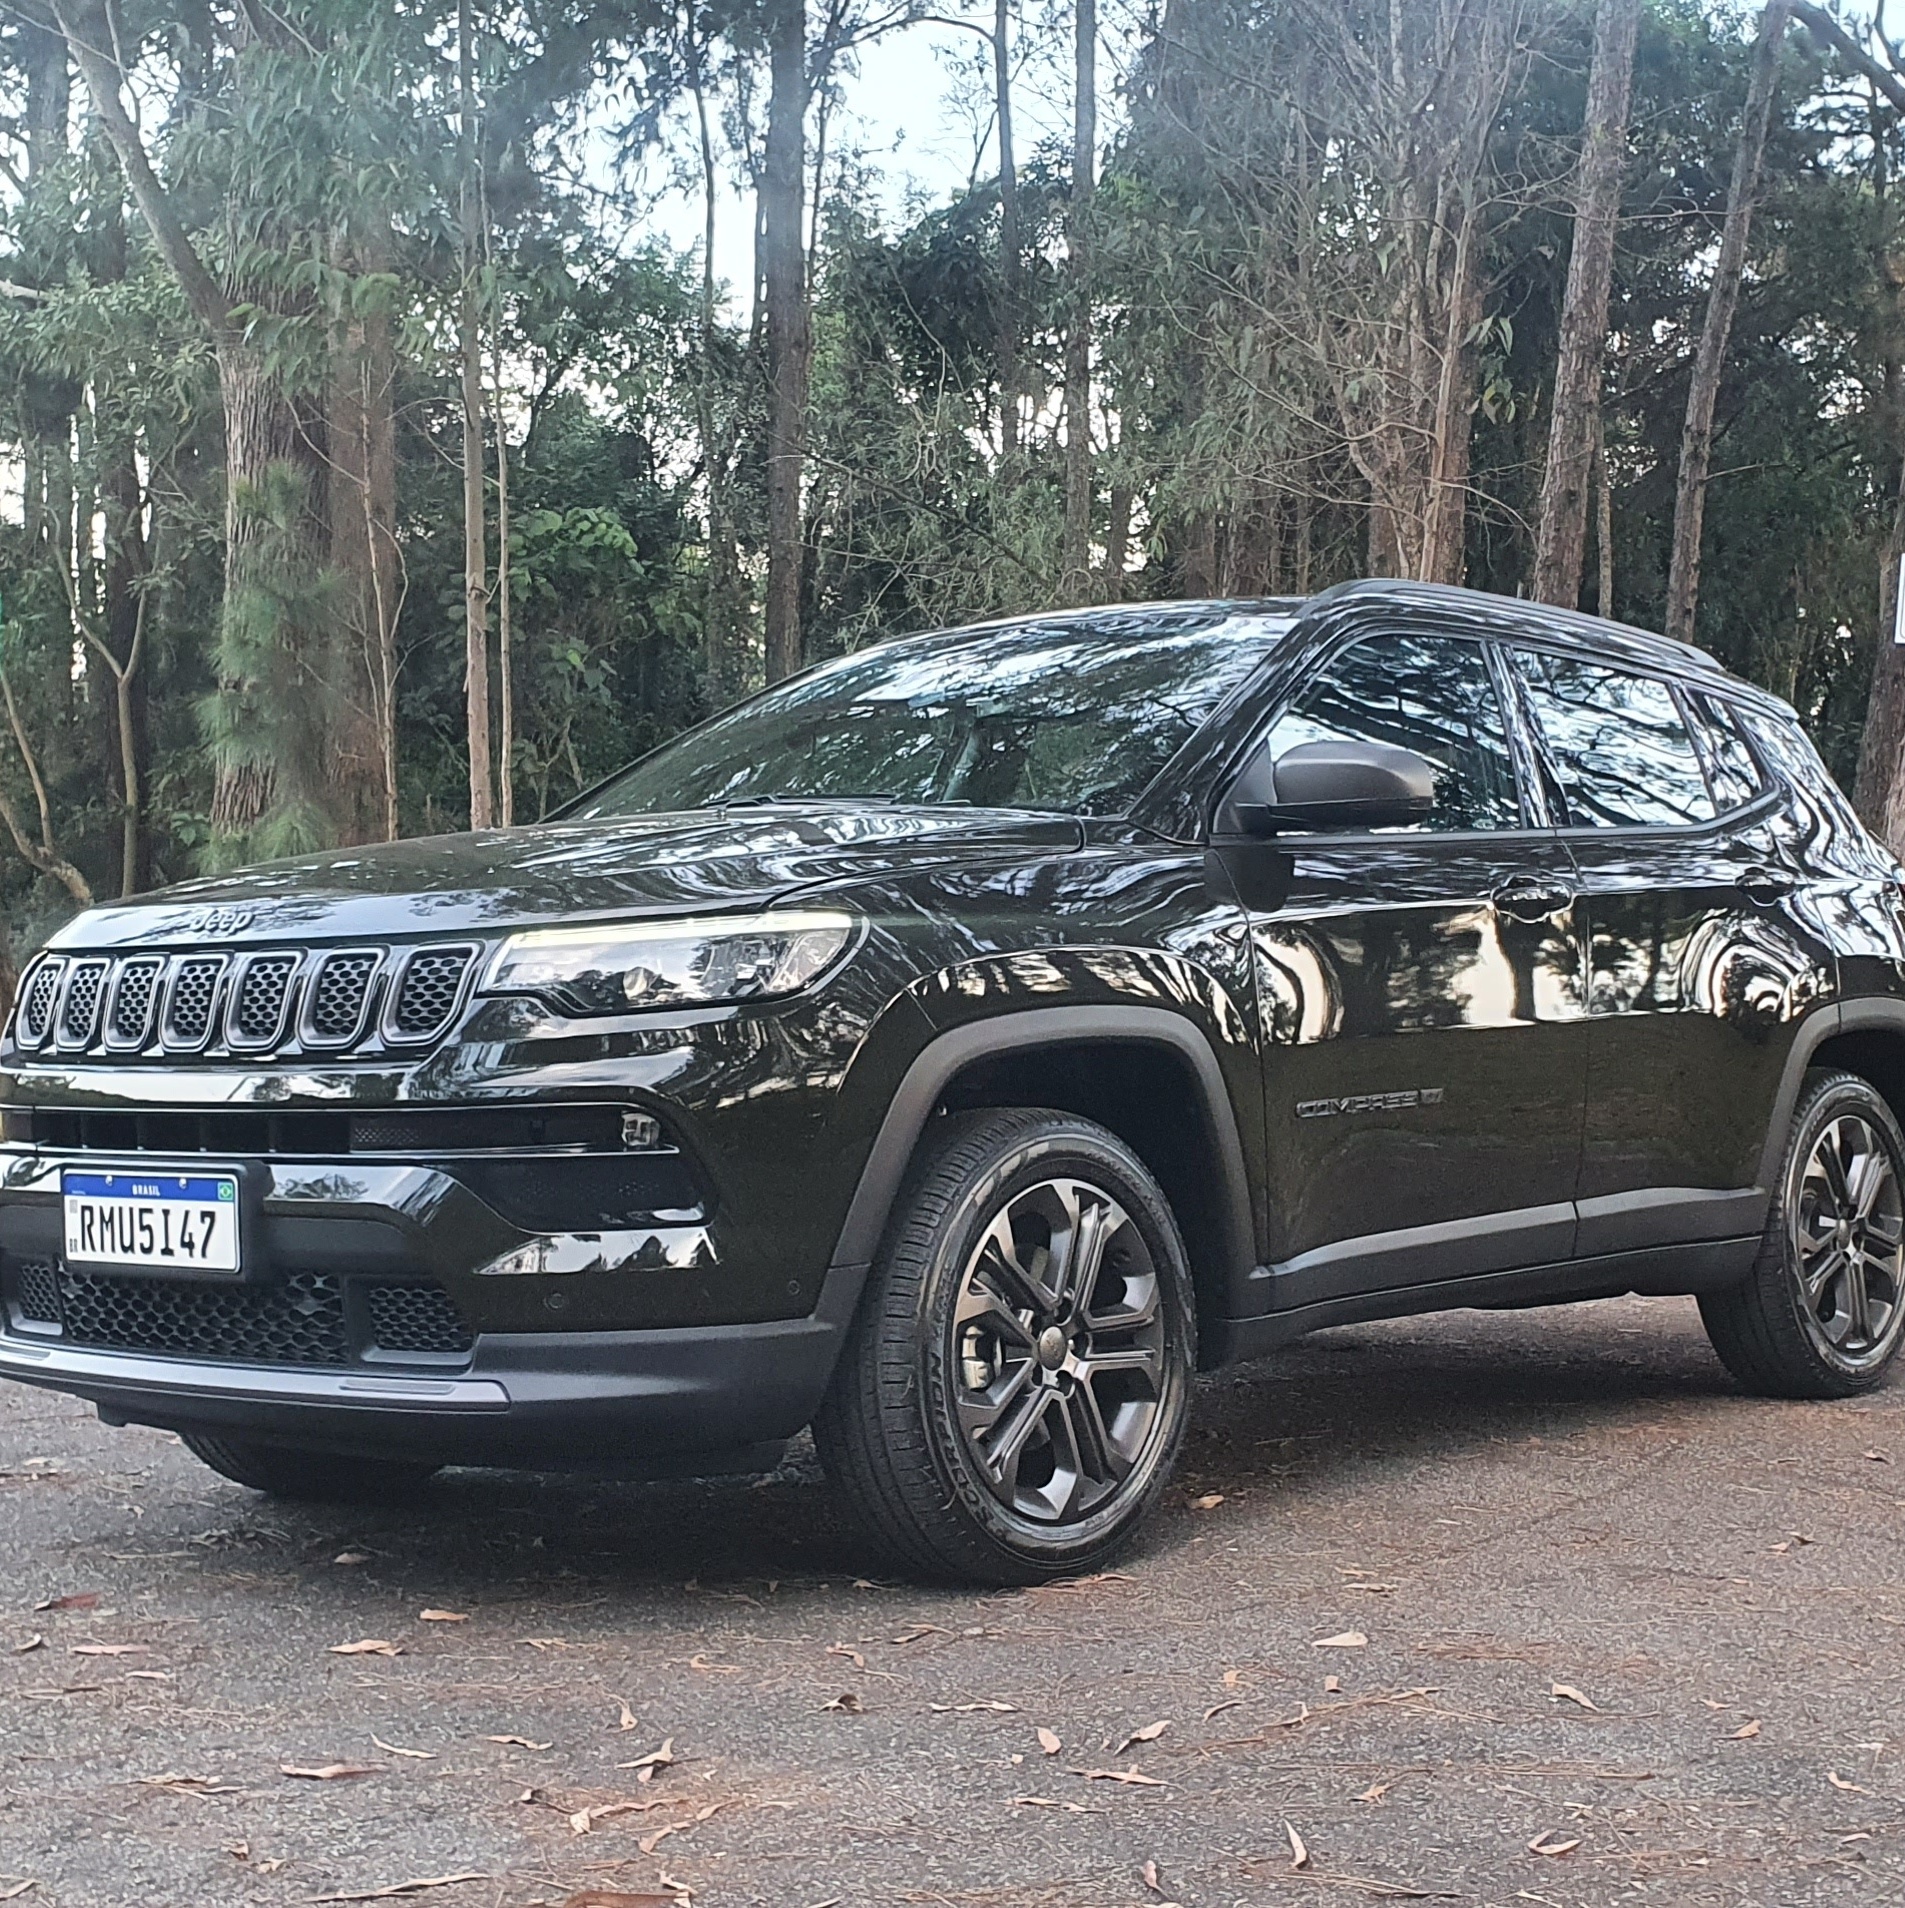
814, 1107, 1196, 1585
1700, 1068, 1905, 1399
181, 1432, 439, 1502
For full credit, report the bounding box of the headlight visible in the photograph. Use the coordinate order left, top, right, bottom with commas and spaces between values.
482, 911, 857, 1015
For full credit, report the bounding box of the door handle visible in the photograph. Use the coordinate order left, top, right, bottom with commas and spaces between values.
1737, 864, 1795, 904
1490, 877, 1575, 923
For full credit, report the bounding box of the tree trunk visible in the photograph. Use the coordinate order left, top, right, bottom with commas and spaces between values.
459, 0, 493, 828
1059, 0, 1096, 599
327, 237, 401, 846
1102, 483, 1132, 598
762, 0, 810, 682
1531, 0, 1639, 607
1664, 0, 1790, 645
493, 322, 514, 829
1595, 427, 1615, 619
994, 0, 1020, 463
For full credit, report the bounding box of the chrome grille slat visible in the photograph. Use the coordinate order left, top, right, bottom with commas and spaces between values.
15, 957, 63, 1048
55, 959, 110, 1050
9, 942, 476, 1060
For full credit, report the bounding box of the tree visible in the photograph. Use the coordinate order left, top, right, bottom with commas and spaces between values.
1531, 0, 1640, 607
1059, 0, 1095, 598
1664, 0, 1792, 644
762, 0, 810, 680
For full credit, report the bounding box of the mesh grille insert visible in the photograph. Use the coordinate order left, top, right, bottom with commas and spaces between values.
364, 1282, 474, 1354
389, 948, 473, 1040
307, 951, 379, 1042
163, 958, 224, 1048
13, 1260, 59, 1325
57, 960, 109, 1048
230, 954, 298, 1046
54, 1267, 349, 1366
16, 960, 62, 1046
108, 959, 164, 1047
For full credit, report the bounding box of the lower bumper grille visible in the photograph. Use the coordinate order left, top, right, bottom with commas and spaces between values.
5, 1259, 472, 1367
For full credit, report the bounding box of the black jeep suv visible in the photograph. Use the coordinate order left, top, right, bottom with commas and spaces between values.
3, 579, 1903, 1583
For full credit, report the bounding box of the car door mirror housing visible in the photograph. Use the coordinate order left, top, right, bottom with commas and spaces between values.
1223, 738, 1438, 836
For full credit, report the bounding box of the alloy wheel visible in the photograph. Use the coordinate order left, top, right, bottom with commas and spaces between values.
948, 1176, 1168, 1524
1792, 1112, 1905, 1368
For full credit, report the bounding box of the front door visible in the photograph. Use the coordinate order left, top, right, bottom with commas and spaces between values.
1226, 628, 1590, 1313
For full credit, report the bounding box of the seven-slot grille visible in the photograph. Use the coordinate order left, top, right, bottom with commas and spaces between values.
9, 941, 478, 1061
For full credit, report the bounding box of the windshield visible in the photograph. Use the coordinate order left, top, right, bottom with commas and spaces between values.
575, 608, 1292, 821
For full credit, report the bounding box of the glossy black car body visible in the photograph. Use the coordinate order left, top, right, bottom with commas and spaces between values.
1, 578, 1902, 1515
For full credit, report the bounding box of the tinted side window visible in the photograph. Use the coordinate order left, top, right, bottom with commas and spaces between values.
1512, 652, 1717, 828
1265, 633, 1521, 832
1684, 693, 1766, 812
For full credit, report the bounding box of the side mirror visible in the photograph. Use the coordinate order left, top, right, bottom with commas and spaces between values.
1223, 738, 1437, 836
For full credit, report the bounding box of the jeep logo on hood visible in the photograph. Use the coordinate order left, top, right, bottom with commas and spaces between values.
179, 905, 257, 938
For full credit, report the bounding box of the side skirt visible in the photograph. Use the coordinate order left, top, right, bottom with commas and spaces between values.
1209, 1236, 1758, 1365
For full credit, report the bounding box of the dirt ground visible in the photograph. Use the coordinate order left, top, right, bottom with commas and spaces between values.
0, 1293, 1898, 1907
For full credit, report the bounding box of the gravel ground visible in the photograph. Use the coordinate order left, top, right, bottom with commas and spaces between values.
0, 1294, 1899, 1908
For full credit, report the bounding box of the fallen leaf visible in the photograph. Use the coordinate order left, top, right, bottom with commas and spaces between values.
558, 1895, 679, 1907
614, 1737, 675, 1779
281, 1763, 383, 1781
328, 1640, 400, 1658
1345, 1582, 1396, 1594
1287, 1822, 1309, 1869
518, 1637, 565, 1651
1115, 1719, 1171, 1753
1357, 1782, 1390, 1803
307, 1876, 490, 1903
0, 1884, 34, 1901
34, 1592, 97, 1612
482, 1735, 551, 1750
1528, 1832, 1581, 1857
1037, 1727, 1061, 1755
930, 1699, 1018, 1713
371, 1737, 436, 1761
821, 1691, 862, 1713
138, 1772, 244, 1796
616, 1700, 637, 1731
1202, 1699, 1240, 1721
1312, 1632, 1368, 1649
12, 1637, 42, 1655
1732, 1719, 1762, 1740
687, 1652, 739, 1674
332, 1550, 371, 1566
826, 1643, 866, 1669
1222, 1668, 1243, 1690
70, 1643, 144, 1657
1007, 1796, 1107, 1813
1551, 1682, 1599, 1712
1829, 1771, 1872, 1794
1191, 1492, 1225, 1510
1323, 1676, 1341, 1694
637, 1823, 681, 1857
1141, 1858, 1162, 1893
418, 1609, 468, 1624
1863, 1449, 1890, 1463
1074, 1766, 1166, 1787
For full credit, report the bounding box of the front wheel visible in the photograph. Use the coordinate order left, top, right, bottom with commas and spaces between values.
814, 1108, 1196, 1585
1700, 1068, 1905, 1399
181, 1432, 439, 1502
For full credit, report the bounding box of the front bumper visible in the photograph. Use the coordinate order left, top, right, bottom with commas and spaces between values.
0, 1278, 858, 1471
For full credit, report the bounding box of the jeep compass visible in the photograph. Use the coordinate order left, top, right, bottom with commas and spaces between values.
2, 578, 1902, 1584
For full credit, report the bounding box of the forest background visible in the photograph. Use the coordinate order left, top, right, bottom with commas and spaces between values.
3, 0, 1905, 987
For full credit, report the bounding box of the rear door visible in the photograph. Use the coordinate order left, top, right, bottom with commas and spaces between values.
1506, 649, 1831, 1255
1234, 627, 1590, 1309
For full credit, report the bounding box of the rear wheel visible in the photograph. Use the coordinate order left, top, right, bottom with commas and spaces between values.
814, 1108, 1195, 1585
1700, 1068, 1905, 1399
181, 1432, 439, 1502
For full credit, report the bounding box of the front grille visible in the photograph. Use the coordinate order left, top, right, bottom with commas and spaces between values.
228, 953, 298, 1048
107, 958, 164, 1048
365, 1282, 473, 1354
57, 960, 109, 1049
9, 940, 478, 1062
388, 948, 475, 1041
5, 1258, 474, 1369
306, 950, 380, 1044
16, 959, 63, 1047
163, 957, 225, 1048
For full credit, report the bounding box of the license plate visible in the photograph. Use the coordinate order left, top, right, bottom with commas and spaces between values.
61, 1169, 241, 1274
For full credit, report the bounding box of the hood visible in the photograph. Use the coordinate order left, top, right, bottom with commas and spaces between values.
47, 805, 1084, 952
